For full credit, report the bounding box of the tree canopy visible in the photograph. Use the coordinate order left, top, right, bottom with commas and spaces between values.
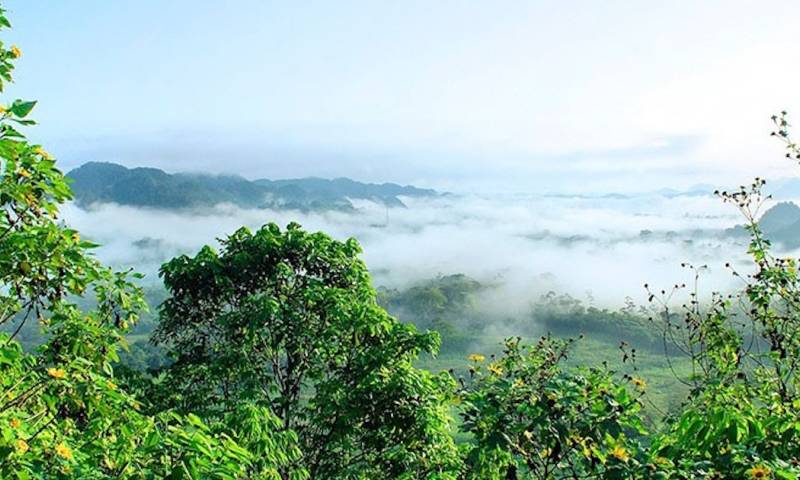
155, 222, 460, 478
5, 2, 800, 479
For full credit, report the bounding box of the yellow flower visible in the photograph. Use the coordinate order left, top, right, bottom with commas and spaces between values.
0, 105, 6, 114
487, 363, 503, 376
513, 378, 525, 388
34, 147, 53, 160
10, 418, 20, 429
746, 465, 772, 479
10, 45, 21, 58
631, 377, 647, 391
654, 456, 671, 467
107, 381, 117, 390
55, 442, 73, 460
47, 368, 67, 380
71, 233, 80, 243
17, 168, 30, 178
610, 445, 629, 462
468, 353, 486, 363
539, 448, 551, 459
15, 439, 29, 454
523, 430, 534, 441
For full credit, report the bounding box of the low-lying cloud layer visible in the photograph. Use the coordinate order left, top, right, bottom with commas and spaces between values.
62, 190, 771, 312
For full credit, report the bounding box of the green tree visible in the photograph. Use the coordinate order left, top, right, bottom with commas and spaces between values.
155, 223, 461, 479
0, 6, 303, 478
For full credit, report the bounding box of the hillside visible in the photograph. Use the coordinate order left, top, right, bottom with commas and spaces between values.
67, 162, 438, 211
726, 201, 800, 248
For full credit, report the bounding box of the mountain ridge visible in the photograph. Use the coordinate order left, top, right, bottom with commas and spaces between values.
726, 201, 800, 248
67, 162, 438, 211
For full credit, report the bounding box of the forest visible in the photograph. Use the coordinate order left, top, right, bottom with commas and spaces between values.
4, 5, 800, 480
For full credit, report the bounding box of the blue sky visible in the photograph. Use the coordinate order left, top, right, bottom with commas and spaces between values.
4, 1, 800, 192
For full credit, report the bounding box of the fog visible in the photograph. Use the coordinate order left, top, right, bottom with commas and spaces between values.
61, 189, 776, 313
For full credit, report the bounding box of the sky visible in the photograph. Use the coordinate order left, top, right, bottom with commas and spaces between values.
5, 1, 800, 193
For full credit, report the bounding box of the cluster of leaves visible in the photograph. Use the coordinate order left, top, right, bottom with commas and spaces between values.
152, 222, 461, 479
9, 1, 800, 478
0, 7, 302, 478
640, 151, 800, 477
459, 336, 647, 479
456, 119, 800, 478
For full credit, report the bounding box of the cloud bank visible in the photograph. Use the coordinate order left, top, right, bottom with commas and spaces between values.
61, 190, 763, 311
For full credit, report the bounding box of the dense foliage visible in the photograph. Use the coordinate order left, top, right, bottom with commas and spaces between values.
378, 274, 484, 353
460, 336, 647, 479
6, 4, 800, 479
0, 9, 301, 477
153, 223, 460, 478
532, 293, 663, 352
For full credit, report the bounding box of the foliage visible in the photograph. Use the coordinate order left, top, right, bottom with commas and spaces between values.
378, 274, 483, 353
0, 8, 302, 479
8, 0, 800, 477
533, 292, 663, 352
636, 112, 800, 478
459, 336, 648, 479
154, 223, 461, 478
448, 114, 800, 478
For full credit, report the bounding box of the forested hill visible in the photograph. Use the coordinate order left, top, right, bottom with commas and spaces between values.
67, 161, 438, 211
727, 200, 800, 248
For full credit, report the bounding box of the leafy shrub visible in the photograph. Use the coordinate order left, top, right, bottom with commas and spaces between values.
460, 336, 647, 479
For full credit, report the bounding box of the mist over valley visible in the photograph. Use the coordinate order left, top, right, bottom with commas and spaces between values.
63, 162, 800, 315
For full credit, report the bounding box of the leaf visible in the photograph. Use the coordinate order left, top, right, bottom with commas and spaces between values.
9, 99, 36, 118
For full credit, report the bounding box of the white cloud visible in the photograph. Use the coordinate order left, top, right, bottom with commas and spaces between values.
62, 191, 755, 313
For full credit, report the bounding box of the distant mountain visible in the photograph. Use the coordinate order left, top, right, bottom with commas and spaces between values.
542, 181, 800, 201
543, 193, 631, 200
660, 184, 719, 198
67, 162, 267, 209
254, 177, 434, 210
67, 162, 438, 211
760, 202, 800, 249
758, 202, 800, 233
765, 178, 800, 199
542, 185, 718, 200
727, 201, 800, 248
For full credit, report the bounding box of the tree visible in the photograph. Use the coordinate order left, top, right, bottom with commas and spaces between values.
0, 5, 303, 478
155, 223, 461, 478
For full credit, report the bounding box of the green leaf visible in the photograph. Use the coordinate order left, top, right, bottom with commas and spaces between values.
9, 99, 36, 118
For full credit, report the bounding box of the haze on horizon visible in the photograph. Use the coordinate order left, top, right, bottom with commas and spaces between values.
5, 0, 800, 193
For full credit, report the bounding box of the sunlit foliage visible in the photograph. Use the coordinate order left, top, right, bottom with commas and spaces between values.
5, 2, 800, 478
